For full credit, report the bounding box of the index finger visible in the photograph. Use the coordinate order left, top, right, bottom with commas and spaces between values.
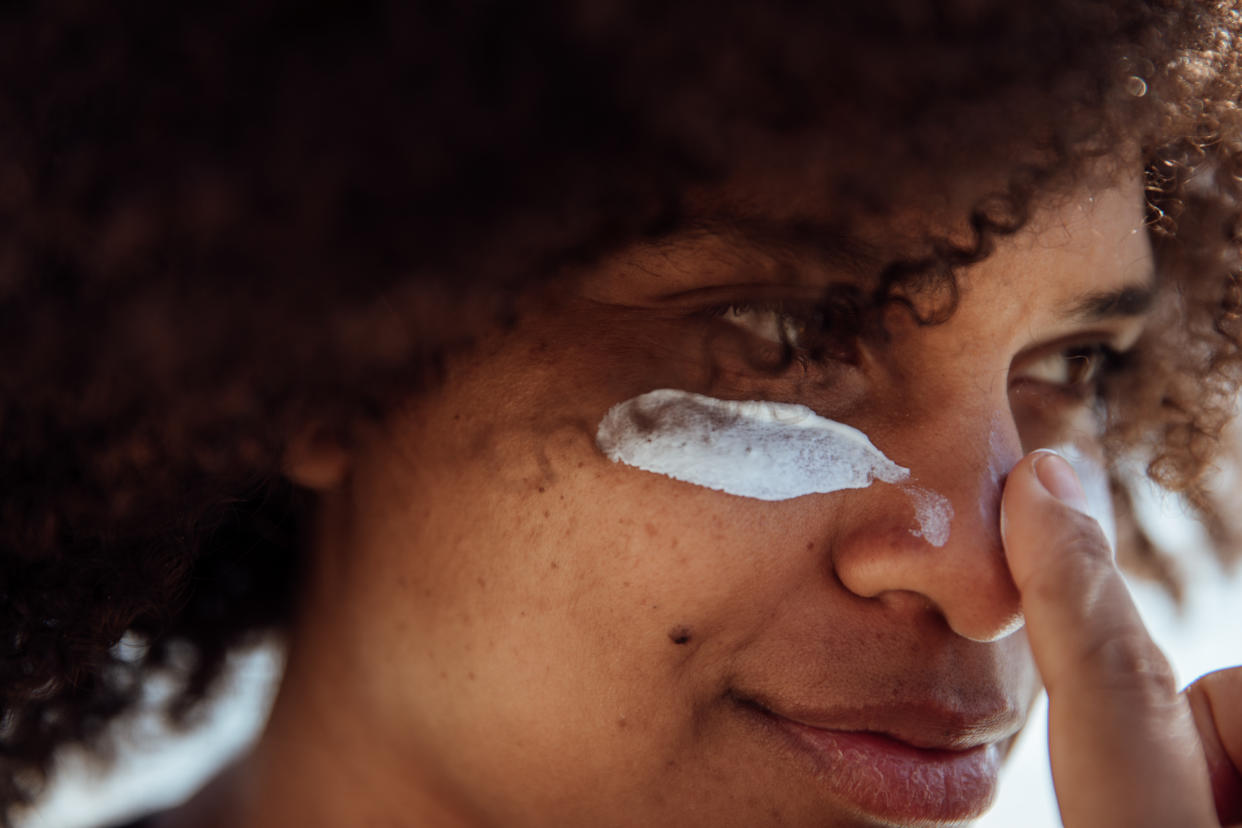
1000, 450, 1216, 828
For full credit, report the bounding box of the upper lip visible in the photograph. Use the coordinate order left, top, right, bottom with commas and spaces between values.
736, 692, 1024, 751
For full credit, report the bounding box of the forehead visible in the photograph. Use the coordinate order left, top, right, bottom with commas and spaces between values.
965, 175, 1153, 313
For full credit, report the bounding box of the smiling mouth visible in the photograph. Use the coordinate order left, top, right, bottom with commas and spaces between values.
732, 693, 1009, 825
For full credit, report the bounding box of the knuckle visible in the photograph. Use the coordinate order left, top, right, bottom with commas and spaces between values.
1019, 535, 1114, 610
1079, 629, 1180, 703
1056, 510, 1111, 558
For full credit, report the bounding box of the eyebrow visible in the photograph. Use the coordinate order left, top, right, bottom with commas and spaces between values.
688, 217, 887, 279
682, 216, 1160, 323
1066, 282, 1156, 322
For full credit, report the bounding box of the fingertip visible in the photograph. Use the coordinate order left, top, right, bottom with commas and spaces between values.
998, 451, 1049, 545
1031, 450, 1091, 513
1000, 450, 1110, 586
1187, 667, 1242, 824
1001, 449, 1090, 522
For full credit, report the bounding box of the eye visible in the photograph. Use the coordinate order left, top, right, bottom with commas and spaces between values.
719, 305, 806, 346
712, 301, 861, 365
1010, 343, 1121, 397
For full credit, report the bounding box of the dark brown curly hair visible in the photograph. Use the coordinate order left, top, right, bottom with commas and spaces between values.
3, 0, 1241, 822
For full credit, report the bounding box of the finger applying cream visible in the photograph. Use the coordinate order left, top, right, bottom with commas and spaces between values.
1000, 451, 1216, 828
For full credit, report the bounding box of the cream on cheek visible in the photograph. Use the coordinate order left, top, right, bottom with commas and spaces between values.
596, 389, 953, 545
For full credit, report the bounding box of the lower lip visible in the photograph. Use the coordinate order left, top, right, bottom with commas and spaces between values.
746, 706, 1001, 824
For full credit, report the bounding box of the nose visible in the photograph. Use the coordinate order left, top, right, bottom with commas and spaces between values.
832, 410, 1024, 642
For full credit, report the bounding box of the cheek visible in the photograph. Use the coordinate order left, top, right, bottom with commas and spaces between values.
354, 415, 846, 803
480, 449, 809, 658
1009, 383, 1104, 451
369, 401, 798, 683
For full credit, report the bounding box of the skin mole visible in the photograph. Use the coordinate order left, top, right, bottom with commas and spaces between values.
669, 626, 693, 645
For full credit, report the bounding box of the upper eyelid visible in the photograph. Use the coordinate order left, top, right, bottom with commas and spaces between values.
1008, 341, 1128, 402
1009, 330, 1133, 374
706, 298, 820, 317
707, 301, 835, 341
707, 301, 871, 369
1011, 346, 1113, 379
705, 303, 804, 348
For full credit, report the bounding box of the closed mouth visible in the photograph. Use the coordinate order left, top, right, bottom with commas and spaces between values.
732, 691, 1013, 824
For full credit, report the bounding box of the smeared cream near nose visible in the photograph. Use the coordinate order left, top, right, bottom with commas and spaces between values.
595, 389, 911, 500
597, 390, 958, 544
905, 486, 954, 548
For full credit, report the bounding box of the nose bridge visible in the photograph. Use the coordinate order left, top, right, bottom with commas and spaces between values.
916, 408, 1016, 546
833, 405, 1025, 642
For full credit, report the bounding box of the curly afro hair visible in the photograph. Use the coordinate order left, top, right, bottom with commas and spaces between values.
2, 0, 1241, 821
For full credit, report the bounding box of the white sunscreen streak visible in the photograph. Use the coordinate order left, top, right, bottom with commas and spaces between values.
595, 389, 909, 501
905, 486, 954, 547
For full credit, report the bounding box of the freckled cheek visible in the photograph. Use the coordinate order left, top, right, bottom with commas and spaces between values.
428, 387, 862, 657
514, 456, 806, 657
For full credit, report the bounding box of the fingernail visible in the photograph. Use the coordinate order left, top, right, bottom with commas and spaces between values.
1032, 450, 1090, 513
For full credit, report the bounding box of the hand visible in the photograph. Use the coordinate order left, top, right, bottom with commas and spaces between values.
1000, 450, 1242, 827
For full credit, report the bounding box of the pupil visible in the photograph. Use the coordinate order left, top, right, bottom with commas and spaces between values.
1066, 353, 1094, 385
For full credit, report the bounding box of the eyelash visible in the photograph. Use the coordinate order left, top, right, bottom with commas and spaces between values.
709, 302, 1127, 400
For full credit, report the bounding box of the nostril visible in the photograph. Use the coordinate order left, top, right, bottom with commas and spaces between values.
872, 588, 941, 619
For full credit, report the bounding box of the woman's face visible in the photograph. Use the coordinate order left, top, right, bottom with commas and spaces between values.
285, 177, 1154, 827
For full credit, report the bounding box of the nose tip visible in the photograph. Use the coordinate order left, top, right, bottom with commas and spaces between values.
937, 571, 1026, 643
832, 427, 1025, 642
833, 493, 1025, 641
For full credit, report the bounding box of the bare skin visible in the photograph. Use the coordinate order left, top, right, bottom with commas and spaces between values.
157, 174, 1240, 827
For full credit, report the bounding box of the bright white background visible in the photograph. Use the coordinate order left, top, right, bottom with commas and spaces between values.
17, 485, 1242, 828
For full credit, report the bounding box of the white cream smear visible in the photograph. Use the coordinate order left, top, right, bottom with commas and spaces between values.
596, 389, 910, 501
906, 486, 954, 548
